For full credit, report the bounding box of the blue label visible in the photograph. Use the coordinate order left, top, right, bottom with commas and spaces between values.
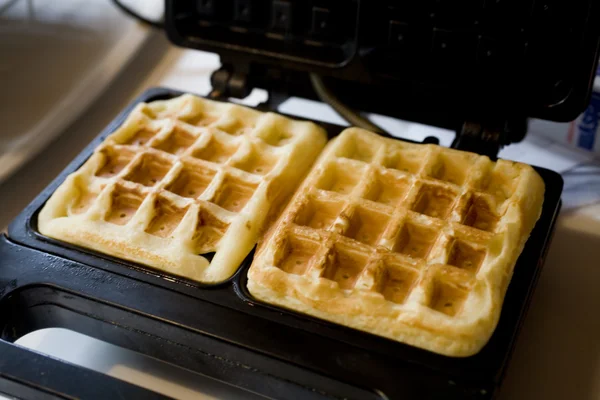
578, 92, 600, 150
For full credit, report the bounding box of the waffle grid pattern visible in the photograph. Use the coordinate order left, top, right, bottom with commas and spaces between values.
38, 95, 327, 282
248, 128, 545, 356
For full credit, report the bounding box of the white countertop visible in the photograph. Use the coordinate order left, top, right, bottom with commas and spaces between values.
1, 27, 600, 400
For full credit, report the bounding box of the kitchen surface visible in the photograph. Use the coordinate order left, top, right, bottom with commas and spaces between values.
1, 1, 600, 399
0, 0, 154, 182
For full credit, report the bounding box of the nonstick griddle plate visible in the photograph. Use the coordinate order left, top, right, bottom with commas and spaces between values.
4, 87, 563, 399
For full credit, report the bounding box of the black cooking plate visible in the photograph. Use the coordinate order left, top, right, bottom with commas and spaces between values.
1, 87, 563, 399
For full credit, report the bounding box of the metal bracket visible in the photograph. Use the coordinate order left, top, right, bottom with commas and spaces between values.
209, 67, 251, 100
452, 118, 528, 160
209, 65, 291, 111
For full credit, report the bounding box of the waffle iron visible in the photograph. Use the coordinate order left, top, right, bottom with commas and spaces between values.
1, 1, 599, 399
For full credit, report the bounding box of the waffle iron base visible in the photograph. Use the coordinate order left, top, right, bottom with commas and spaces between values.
0, 88, 563, 400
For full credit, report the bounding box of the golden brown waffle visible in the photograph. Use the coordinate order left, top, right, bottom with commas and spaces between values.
38, 94, 327, 283
247, 128, 545, 357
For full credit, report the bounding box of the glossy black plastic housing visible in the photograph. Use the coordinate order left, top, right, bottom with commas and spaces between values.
2, 88, 563, 399
165, 0, 600, 125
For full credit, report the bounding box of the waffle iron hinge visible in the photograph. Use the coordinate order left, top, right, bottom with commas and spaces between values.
451, 117, 528, 160
209, 67, 250, 100
210, 63, 529, 162
208, 65, 295, 111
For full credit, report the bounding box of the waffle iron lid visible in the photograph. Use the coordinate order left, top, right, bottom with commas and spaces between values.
164, 1, 600, 139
